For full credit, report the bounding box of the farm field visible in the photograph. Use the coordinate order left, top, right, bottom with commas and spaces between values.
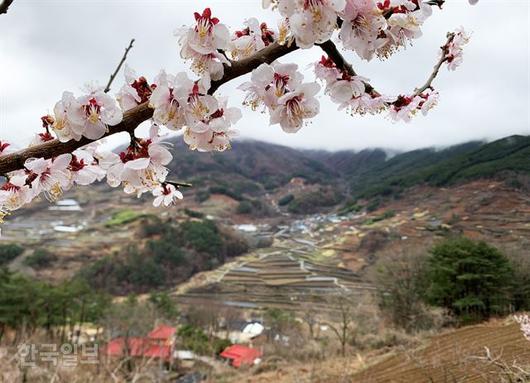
224, 320, 530, 383
352, 320, 530, 383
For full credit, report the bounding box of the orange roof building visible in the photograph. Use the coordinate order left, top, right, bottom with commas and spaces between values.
220, 345, 262, 368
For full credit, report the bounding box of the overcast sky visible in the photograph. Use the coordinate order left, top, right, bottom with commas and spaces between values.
0, 0, 528, 152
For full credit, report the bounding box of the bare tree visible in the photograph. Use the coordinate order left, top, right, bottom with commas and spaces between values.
323, 291, 360, 357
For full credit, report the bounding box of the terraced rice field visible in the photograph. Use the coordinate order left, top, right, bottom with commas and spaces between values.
176, 253, 374, 310
352, 321, 530, 382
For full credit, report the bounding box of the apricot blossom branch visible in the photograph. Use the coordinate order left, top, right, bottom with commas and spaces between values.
0, 1, 478, 219
413, 32, 455, 96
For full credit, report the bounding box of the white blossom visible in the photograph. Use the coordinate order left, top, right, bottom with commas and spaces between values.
231, 18, 266, 60
239, 62, 303, 110
67, 84, 123, 140
0, 172, 33, 211
445, 27, 471, 71
51, 91, 84, 142
149, 70, 194, 130
68, 149, 106, 186
106, 126, 172, 195
24, 154, 72, 199
176, 8, 231, 80
282, 0, 346, 48
116, 65, 154, 111
184, 94, 242, 152
152, 184, 183, 207
339, 0, 387, 61
270, 82, 320, 132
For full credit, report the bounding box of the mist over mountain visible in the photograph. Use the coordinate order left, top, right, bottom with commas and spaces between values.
163, 134, 530, 199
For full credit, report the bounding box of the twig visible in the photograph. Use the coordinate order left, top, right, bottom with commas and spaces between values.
0, 0, 14, 15
413, 33, 455, 96
317, 40, 375, 93
166, 180, 192, 188
317, 40, 357, 76
104, 39, 135, 93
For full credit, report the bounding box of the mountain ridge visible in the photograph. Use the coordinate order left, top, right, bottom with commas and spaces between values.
162, 134, 529, 200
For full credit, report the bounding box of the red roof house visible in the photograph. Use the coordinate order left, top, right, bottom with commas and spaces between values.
104, 325, 178, 362
148, 324, 176, 344
220, 345, 262, 368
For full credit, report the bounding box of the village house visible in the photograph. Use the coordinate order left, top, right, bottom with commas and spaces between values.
103, 324, 176, 362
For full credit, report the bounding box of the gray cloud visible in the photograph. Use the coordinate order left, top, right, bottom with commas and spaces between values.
0, 0, 528, 152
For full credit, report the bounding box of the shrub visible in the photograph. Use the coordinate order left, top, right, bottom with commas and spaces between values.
0, 244, 24, 266
146, 238, 186, 266
338, 201, 361, 215
208, 186, 243, 201
195, 190, 211, 203
236, 201, 253, 214
184, 209, 205, 219
426, 237, 514, 323
178, 324, 210, 355
365, 199, 381, 212
288, 188, 342, 214
236, 199, 272, 216
278, 194, 294, 206
149, 292, 179, 320
24, 249, 57, 269
372, 250, 448, 332
180, 220, 223, 255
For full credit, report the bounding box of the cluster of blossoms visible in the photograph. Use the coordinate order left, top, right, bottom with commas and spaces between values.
0, 147, 104, 221
230, 18, 276, 60
175, 8, 231, 81
314, 54, 438, 121
261, 0, 477, 61
442, 27, 471, 71
0, 128, 181, 221
239, 61, 320, 132
0, 2, 477, 220
148, 70, 242, 151
41, 84, 123, 143
387, 90, 439, 122
314, 55, 388, 115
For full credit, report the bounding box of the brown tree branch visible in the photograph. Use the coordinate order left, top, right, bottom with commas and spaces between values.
317, 40, 375, 93
317, 40, 357, 76
0, 0, 14, 15
166, 180, 192, 188
209, 40, 298, 94
0, 41, 299, 175
0, 103, 153, 174
104, 38, 135, 93
413, 32, 455, 96
0, 32, 455, 175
